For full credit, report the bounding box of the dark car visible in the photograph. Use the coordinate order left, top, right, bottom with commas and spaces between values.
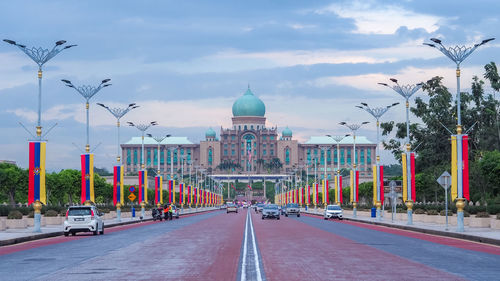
262, 204, 280, 220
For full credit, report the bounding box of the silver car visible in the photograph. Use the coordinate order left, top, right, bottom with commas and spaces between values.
285, 203, 300, 217
64, 206, 104, 236
324, 204, 343, 220
262, 204, 280, 220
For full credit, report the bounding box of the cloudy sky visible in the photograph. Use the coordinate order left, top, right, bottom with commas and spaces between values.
0, 0, 498, 171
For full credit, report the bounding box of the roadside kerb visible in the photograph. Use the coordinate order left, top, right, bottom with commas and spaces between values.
0, 207, 219, 247
302, 209, 500, 247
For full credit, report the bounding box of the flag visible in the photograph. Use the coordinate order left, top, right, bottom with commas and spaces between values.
247, 184, 252, 190
113, 165, 124, 206
180, 183, 184, 205
307, 185, 310, 205
187, 185, 191, 204
315, 183, 319, 205
325, 180, 329, 204
194, 187, 197, 205
155, 175, 162, 204
335, 175, 343, 204
169, 180, 175, 204
402, 152, 416, 202
28, 141, 46, 205
231, 183, 236, 190
451, 135, 470, 201
350, 170, 359, 203
81, 153, 94, 204
138, 170, 147, 203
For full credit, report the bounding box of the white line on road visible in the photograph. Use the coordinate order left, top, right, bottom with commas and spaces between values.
249, 210, 263, 281
241, 210, 249, 281
240, 210, 263, 281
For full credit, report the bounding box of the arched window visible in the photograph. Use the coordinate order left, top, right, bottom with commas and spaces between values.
285, 148, 290, 165
244, 125, 247, 130
208, 148, 213, 166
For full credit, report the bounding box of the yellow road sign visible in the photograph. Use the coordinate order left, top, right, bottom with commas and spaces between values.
128, 193, 136, 201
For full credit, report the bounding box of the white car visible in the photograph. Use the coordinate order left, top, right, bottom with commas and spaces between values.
64, 205, 104, 236
227, 203, 238, 213
324, 204, 343, 220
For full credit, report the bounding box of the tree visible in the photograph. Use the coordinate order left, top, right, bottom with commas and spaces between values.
0, 163, 25, 206
94, 167, 113, 176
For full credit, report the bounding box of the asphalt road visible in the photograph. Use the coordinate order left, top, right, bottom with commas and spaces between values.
1, 209, 499, 281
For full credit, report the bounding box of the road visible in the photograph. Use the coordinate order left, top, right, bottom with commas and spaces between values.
1, 209, 499, 281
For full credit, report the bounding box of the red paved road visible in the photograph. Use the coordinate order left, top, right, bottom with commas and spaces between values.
252, 211, 465, 281
39, 210, 246, 281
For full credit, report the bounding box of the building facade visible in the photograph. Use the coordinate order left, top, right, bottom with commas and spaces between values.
121, 87, 376, 181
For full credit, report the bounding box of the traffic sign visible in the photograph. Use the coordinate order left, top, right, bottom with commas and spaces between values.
129, 186, 136, 193
437, 171, 451, 190
128, 193, 136, 201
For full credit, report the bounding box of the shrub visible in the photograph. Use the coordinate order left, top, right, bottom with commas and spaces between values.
59, 209, 67, 216
414, 208, 425, 214
100, 208, 110, 214
0, 205, 12, 216
476, 212, 491, 218
497, 214, 500, 220
486, 204, 500, 215
7, 210, 23, 219
439, 210, 451, 216
45, 210, 59, 217
427, 209, 439, 215
28, 211, 34, 218
464, 211, 470, 217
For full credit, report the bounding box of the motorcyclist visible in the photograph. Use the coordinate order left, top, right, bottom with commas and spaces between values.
168, 205, 173, 220
163, 204, 170, 221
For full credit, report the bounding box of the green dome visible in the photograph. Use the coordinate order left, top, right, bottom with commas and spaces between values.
205, 127, 216, 138
232, 87, 266, 117
282, 126, 292, 137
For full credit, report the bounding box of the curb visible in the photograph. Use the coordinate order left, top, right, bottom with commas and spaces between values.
0, 208, 218, 247
304, 211, 500, 247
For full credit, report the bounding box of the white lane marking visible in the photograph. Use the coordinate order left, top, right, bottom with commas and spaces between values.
248, 210, 263, 281
241, 210, 249, 281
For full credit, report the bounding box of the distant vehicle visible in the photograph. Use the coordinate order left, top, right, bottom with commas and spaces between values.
256, 203, 264, 213
280, 205, 286, 215
170, 205, 180, 219
262, 204, 280, 220
324, 204, 343, 220
227, 203, 238, 213
220, 204, 227, 209
285, 203, 300, 217
64, 206, 104, 236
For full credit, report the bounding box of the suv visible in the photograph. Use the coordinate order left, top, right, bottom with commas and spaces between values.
227, 203, 238, 213
256, 203, 264, 213
64, 206, 104, 236
324, 204, 343, 220
285, 203, 300, 217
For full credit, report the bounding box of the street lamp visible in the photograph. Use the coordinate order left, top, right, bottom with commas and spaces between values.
62, 79, 111, 153
424, 37, 495, 232
128, 121, 157, 219
147, 134, 171, 208
326, 134, 349, 205
379, 79, 422, 224
97, 103, 139, 163
340, 121, 369, 217
3, 39, 76, 140
356, 103, 399, 220
4, 39, 75, 233
97, 103, 138, 222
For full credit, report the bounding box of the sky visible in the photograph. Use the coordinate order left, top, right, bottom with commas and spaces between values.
0, 0, 498, 171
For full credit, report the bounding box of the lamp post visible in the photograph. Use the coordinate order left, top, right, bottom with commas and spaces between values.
128, 121, 157, 219
319, 145, 330, 206
326, 134, 349, 205
147, 134, 171, 209
340, 121, 369, 218
379, 79, 422, 224
356, 103, 399, 220
424, 37, 495, 232
4, 39, 75, 233
97, 103, 138, 221
62, 79, 111, 206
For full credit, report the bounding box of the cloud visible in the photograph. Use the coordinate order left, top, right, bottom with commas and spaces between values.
311, 65, 485, 92
316, 1, 444, 34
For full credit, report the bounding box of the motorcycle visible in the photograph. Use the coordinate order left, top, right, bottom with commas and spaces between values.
152, 208, 163, 221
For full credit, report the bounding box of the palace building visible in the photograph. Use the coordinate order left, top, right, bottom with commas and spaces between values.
121, 87, 376, 181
